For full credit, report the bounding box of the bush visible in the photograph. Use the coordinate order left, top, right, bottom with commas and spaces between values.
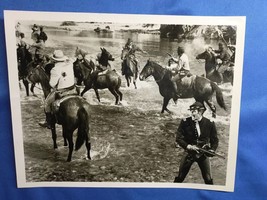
60, 21, 77, 26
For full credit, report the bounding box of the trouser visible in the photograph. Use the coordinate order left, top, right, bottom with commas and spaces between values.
121, 57, 139, 75
174, 152, 213, 184
171, 70, 190, 95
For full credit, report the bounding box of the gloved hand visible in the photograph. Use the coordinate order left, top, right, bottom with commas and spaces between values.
186, 144, 199, 153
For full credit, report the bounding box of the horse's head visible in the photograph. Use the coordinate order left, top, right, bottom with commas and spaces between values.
121, 47, 129, 60
27, 63, 49, 84
73, 59, 86, 85
17, 46, 32, 65
98, 47, 114, 67
139, 59, 155, 81
196, 46, 215, 60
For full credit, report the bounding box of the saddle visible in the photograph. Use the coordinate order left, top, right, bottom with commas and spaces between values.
52, 86, 79, 114
98, 69, 109, 76
179, 75, 196, 90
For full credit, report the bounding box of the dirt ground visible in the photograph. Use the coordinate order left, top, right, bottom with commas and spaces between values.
21, 82, 229, 185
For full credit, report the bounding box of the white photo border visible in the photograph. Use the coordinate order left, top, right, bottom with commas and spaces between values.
4, 10, 246, 192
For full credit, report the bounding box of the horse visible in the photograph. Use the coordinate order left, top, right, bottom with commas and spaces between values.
121, 47, 139, 89
139, 60, 226, 117
196, 49, 234, 85
17, 45, 35, 96
77, 47, 123, 105
73, 54, 95, 86
27, 64, 91, 162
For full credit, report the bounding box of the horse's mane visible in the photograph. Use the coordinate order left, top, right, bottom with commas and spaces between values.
148, 60, 166, 72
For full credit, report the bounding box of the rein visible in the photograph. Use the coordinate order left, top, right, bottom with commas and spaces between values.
154, 69, 166, 82
150, 62, 167, 82
38, 64, 50, 81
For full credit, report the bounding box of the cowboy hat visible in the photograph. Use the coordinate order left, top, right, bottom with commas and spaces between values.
51, 50, 68, 62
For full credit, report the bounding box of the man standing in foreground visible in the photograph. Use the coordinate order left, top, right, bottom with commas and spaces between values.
174, 102, 219, 184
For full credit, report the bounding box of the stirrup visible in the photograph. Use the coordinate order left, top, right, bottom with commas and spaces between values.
38, 121, 51, 129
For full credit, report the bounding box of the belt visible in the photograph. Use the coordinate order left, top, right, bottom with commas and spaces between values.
56, 84, 75, 91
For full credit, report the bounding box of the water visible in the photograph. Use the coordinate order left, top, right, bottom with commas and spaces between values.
22, 25, 231, 119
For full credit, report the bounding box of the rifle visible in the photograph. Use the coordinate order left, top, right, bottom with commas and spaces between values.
166, 52, 173, 58
197, 147, 225, 159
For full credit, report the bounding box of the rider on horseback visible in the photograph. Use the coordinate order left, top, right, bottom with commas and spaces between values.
167, 46, 191, 99
210, 42, 231, 84
39, 50, 78, 129
87, 48, 114, 88
17, 32, 28, 48
121, 38, 147, 75
30, 34, 46, 65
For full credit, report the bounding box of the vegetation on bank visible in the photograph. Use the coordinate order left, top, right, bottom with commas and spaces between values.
160, 25, 236, 44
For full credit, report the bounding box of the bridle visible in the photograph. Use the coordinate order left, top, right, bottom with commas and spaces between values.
144, 61, 167, 83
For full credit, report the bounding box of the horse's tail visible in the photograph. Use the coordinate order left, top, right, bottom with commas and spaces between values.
75, 107, 90, 151
210, 81, 227, 110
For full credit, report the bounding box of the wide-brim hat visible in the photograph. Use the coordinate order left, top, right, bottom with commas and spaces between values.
51, 50, 68, 62
188, 102, 206, 111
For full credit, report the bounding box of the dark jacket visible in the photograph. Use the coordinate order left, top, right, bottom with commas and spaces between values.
176, 117, 218, 151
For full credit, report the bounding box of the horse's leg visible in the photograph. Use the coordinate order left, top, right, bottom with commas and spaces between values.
30, 83, 35, 94
94, 89, 100, 102
50, 121, 57, 149
66, 131, 74, 162
162, 97, 171, 114
133, 76, 137, 89
62, 126, 68, 147
126, 76, 130, 87
116, 88, 123, 101
205, 98, 216, 118
84, 125, 91, 160
108, 88, 119, 105
22, 79, 29, 96
81, 86, 90, 96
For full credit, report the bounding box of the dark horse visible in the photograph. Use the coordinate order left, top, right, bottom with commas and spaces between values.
77, 47, 123, 105
17, 45, 35, 96
27, 64, 91, 162
121, 47, 139, 89
196, 49, 234, 85
73, 58, 95, 86
139, 60, 226, 117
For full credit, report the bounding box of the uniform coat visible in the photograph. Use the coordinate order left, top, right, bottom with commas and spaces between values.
176, 116, 218, 151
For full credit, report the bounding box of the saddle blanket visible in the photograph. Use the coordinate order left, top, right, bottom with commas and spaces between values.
52, 95, 85, 114
181, 75, 196, 89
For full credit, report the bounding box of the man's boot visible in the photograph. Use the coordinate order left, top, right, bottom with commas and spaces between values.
39, 112, 51, 129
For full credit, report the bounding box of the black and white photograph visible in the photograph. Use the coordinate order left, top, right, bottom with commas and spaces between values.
4, 11, 245, 191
